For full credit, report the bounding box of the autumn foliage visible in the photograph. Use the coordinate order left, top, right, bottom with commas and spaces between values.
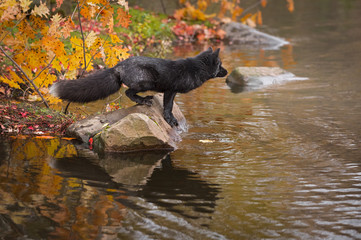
0, 0, 131, 107
172, 0, 294, 42
0, 0, 295, 109
174, 0, 294, 25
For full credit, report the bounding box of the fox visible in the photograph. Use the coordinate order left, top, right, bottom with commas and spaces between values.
50, 47, 228, 127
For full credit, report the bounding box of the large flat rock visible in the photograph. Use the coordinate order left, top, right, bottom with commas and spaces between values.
66, 93, 187, 152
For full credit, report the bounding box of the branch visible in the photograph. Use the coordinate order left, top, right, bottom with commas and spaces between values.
159, 0, 167, 14
240, 0, 262, 18
0, 46, 50, 108
82, 35, 110, 76
33, 55, 56, 82
77, 0, 87, 74
0, 15, 26, 44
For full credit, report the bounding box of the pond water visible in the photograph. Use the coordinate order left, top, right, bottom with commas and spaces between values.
1, 0, 361, 239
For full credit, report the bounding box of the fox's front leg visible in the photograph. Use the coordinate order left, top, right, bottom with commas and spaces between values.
163, 91, 178, 127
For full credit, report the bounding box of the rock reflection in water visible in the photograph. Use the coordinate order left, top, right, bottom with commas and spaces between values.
0, 137, 221, 239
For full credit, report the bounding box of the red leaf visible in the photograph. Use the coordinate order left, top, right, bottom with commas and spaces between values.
20, 112, 28, 117
89, 137, 93, 150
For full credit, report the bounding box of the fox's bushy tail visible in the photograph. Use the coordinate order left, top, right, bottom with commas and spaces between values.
50, 68, 121, 103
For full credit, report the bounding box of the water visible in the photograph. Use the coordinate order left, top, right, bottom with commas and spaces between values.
1, 0, 361, 239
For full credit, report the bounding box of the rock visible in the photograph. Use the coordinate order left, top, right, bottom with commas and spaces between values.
226, 67, 308, 93
97, 113, 173, 152
66, 93, 187, 152
222, 22, 289, 49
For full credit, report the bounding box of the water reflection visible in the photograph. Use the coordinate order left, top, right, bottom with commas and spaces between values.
140, 155, 220, 221
0, 137, 221, 239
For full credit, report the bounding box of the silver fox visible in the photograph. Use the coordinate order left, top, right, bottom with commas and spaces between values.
50, 47, 228, 127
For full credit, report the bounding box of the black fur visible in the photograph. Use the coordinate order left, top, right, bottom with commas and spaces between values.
50, 47, 228, 127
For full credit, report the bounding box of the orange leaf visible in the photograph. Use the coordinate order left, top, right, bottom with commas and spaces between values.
35, 136, 56, 139
257, 10, 263, 25
240, 13, 252, 23
80, 5, 91, 20
56, 0, 63, 8
61, 137, 76, 140
261, 0, 267, 7
231, 6, 243, 21
197, 0, 208, 11
174, 8, 186, 21
116, 8, 131, 28
287, 0, 294, 12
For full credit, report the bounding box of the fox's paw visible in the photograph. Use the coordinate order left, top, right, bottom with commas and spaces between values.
141, 96, 153, 106
165, 116, 179, 128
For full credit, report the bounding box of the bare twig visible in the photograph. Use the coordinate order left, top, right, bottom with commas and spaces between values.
96, 4, 107, 20
71, 5, 78, 20
0, 46, 50, 108
77, 0, 87, 74
71, 0, 86, 21
82, 35, 110, 75
33, 55, 56, 82
159, 0, 167, 14
240, 0, 262, 18
0, 15, 26, 44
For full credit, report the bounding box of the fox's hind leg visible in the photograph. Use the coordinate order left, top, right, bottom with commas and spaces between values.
125, 89, 153, 106
163, 91, 178, 127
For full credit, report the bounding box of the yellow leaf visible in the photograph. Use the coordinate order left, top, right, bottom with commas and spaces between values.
45, 94, 62, 105
9, 71, 25, 84
0, 5, 20, 21
48, 13, 64, 37
86, 31, 97, 48
0, 75, 21, 89
38, 73, 57, 88
110, 34, 121, 44
70, 36, 83, 51
20, 0, 32, 12
31, 1, 49, 17
0, 0, 17, 8
66, 69, 78, 80
52, 59, 63, 72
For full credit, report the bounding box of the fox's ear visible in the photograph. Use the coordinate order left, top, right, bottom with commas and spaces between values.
213, 48, 220, 57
